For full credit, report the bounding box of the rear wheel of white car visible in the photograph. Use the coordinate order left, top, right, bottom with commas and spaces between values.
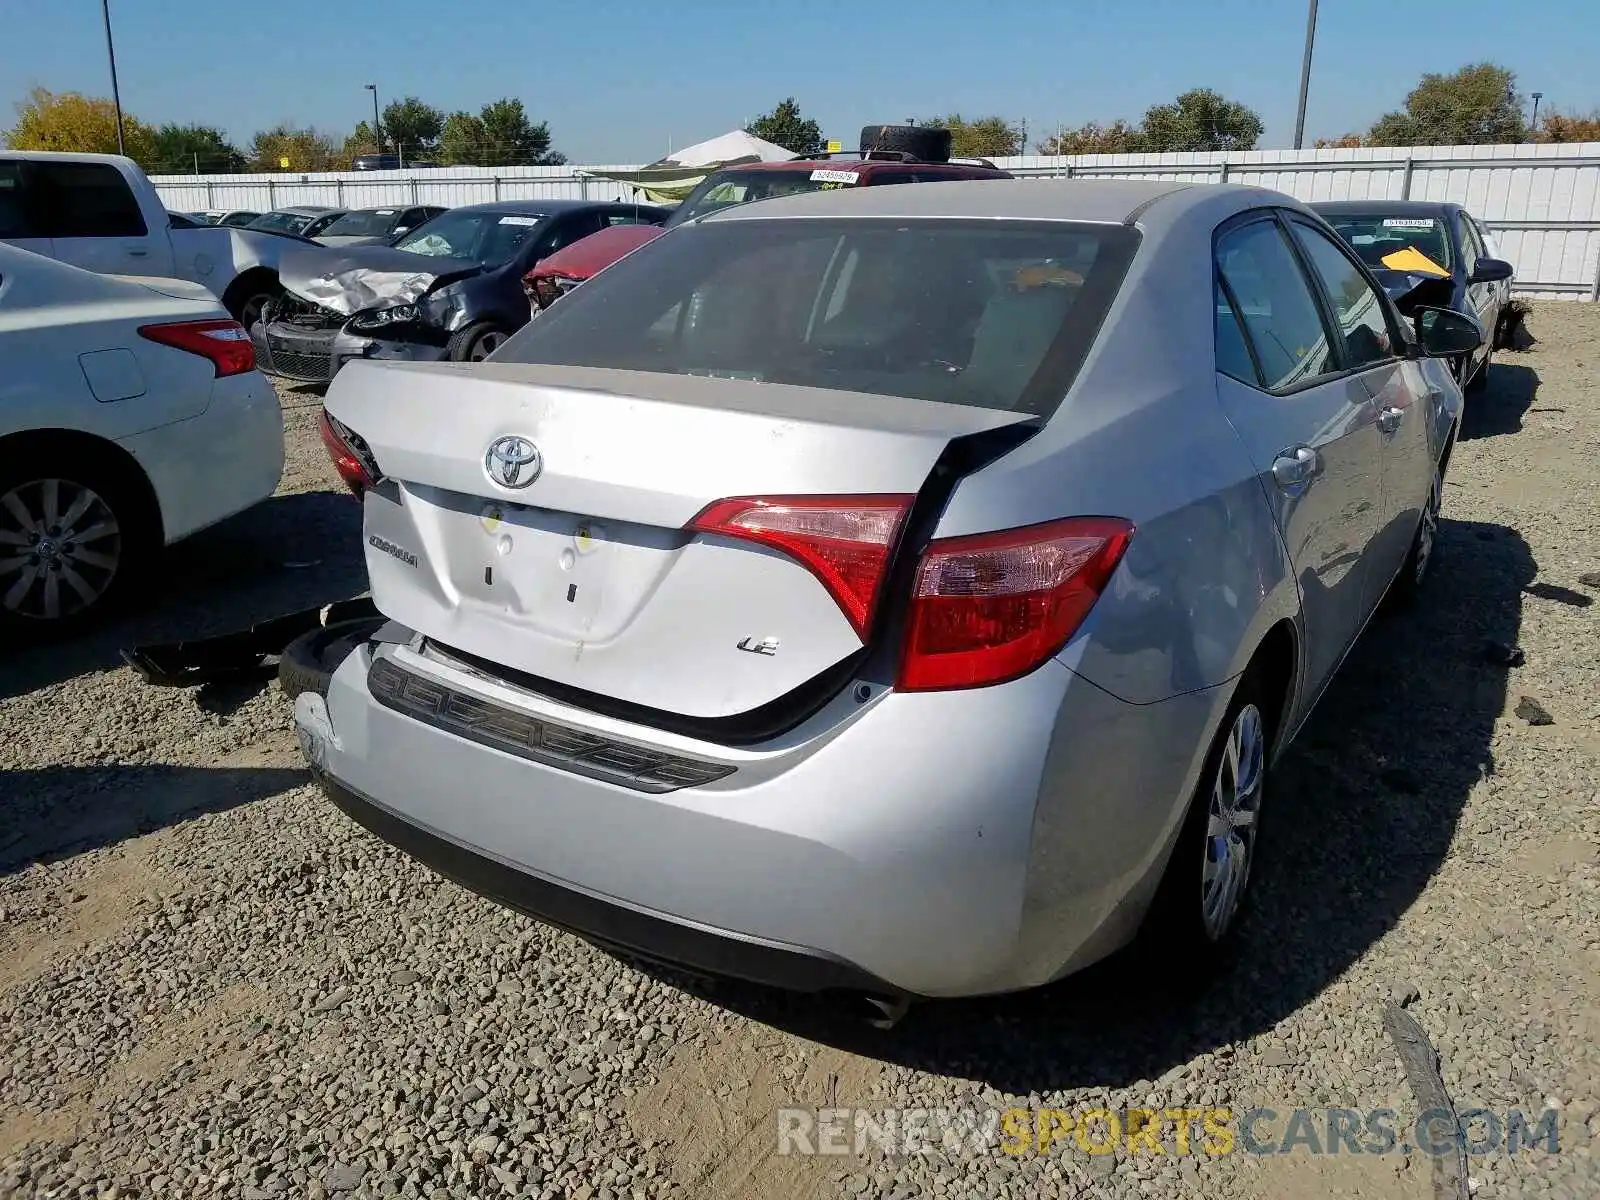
1144, 674, 1272, 967
0, 454, 152, 637
447, 322, 511, 363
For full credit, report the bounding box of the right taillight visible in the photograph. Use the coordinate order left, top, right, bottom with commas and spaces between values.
318, 410, 381, 498
897, 516, 1134, 692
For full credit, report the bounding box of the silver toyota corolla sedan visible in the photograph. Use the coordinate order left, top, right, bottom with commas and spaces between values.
293, 179, 1480, 1003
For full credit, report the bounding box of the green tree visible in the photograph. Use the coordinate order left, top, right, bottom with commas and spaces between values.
1366, 63, 1527, 146
342, 121, 381, 164
148, 123, 246, 174
438, 111, 488, 165
381, 97, 445, 159
479, 98, 564, 165
746, 98, 824, 157
924, 114, 1023, 158
248, 125, 341, 172
1036, 119, 1146, 155
4, 87, 156, 164
1139, 88, 1263, 152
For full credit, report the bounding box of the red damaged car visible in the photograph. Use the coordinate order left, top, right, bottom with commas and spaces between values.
524, 124, 1012, 311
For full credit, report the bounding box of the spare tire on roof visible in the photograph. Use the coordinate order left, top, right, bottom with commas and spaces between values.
858, 124, 952, 163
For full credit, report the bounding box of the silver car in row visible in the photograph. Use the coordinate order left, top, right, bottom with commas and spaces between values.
293, 178, 1481, 1003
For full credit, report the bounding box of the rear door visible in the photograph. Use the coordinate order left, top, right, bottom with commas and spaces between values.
1283, 215, 1433, 603
34, 160, 173, 277
1455, 213, 1499, 343
0, 160, 53, 260
1212, 213, 1383, 703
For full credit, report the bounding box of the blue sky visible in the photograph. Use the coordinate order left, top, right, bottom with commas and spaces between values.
1, 0, 1594, 163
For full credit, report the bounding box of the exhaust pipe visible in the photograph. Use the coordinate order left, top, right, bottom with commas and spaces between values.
828, 991, 910, 1030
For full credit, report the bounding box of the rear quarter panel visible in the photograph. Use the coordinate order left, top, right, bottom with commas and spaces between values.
933, 192, 1299, 708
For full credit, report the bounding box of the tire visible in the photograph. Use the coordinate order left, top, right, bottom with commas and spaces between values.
224, 274, 283, 331
446, 322, 512, 363
1141, 671, 1274, 971
278, 617, 385, 702
0, 446, 157, 638
858, 124, 952, 163
1466, 346, 1490, 393
1388, 458, 1443, 609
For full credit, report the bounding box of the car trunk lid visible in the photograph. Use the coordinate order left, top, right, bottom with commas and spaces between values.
325, 359, 1031, 720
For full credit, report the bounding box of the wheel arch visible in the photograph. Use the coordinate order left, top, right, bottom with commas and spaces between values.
220, 266, 282, 323
0, 427, 165, 546
1245, 617, 1299, 762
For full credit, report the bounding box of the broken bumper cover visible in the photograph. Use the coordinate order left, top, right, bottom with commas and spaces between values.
252, 320, 449, 383
122, 596, 380, 687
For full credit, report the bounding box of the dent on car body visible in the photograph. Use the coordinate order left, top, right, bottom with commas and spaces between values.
278, 246, 480, 317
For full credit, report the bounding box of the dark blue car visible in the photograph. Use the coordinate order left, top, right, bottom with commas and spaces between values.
1313, 200, 1514, 394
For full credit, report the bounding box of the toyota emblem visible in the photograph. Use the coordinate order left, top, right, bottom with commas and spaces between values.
484, 436, 542, 490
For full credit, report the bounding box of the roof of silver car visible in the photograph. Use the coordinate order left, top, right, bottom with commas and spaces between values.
703, 178, 1220, 226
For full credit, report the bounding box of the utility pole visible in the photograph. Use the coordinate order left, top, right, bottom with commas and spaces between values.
364, 83, 382, 152
1292, 0, 1319, 150
100, 0, 126, 156
1530, 92, 1544, 133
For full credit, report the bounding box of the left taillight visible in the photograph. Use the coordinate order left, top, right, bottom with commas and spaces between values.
318, 410, 381, 498
137, 318, 255, 377
687, 494, 914, 637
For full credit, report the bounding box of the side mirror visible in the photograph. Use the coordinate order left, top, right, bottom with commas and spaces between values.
1470, 257, 1514, 284
1413, 306, 1484, 358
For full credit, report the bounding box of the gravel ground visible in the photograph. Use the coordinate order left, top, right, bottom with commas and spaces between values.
3, 306, 1598, 1200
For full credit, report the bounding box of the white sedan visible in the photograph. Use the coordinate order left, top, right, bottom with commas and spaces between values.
0, 243, 285, 633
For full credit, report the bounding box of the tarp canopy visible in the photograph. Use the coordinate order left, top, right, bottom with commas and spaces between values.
581, 130, 796, 203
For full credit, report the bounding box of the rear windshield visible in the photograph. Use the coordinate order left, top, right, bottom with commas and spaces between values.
247, 210, 314, 234
1321, 213, 1454, 274
497, 218, 1138, 415
319, 210, 398, 237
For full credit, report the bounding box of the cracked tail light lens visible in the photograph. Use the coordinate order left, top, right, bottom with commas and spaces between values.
897, 516, 1134, 692
318, 410, 381, 498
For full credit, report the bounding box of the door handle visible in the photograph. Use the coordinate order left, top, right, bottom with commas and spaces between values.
1376, 405, 1405, 434
1271, 445, 1318, 492
126, 248, 149, 257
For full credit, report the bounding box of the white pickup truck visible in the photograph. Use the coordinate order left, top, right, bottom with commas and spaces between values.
0, 151, 295, 326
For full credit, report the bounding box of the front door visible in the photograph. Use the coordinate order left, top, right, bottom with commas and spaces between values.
1213, 214, 1383, 703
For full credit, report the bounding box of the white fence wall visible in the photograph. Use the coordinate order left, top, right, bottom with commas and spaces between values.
152, 142, 1600, 300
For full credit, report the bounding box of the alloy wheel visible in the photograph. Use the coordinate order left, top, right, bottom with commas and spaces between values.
1200, 701, 1266, 941
470, 331, 509, 361
0, 478, 123, 621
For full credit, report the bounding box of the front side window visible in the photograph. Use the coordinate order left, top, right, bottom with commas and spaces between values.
35, 162, 146, 237
498, 217, 1137, 417
1287, 219, 1395, 370
1215, 219, 1337, 392
1456, 215, 1484, 274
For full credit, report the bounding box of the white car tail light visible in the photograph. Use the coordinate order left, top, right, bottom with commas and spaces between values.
137, 318, 255, 377
688, 495, 915, 637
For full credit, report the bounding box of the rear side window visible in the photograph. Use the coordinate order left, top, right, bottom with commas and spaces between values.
1286, 219, 1396, 370
1213, 277, 1259, 385
0, 161, 36, 238
498, 218, 1140, 417
35, 162, 147, 237
1215, 219, 1336, 392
